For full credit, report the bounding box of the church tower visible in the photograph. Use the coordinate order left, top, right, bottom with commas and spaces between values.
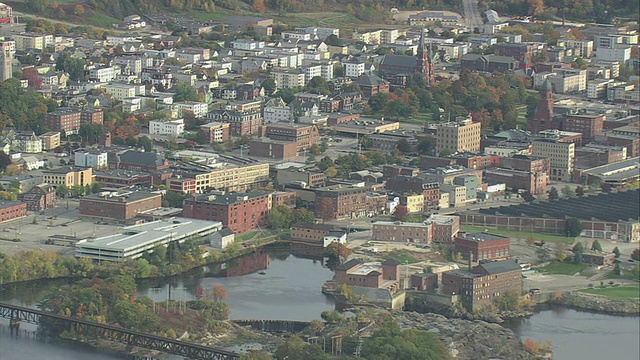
416, 28, 435, 84
526, 79, 556, 133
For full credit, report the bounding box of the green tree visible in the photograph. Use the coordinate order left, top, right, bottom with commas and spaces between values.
137, 136, 153, 152
613, 246, 620, 258
417, 139, 435, 155
266, 205, 293, 229
261, 78, 276, 96
613, 263, 621, 275
0, 152, 11, 171
305, 76, 330, 95
554, 242, 567, 262
591, 240, 603, 252
172, 82, 199, 102
566, 218, 583, 237
56, 184, 69, 198
572, 242, 584, 254
632, 248, 640, 261
547, 186, 559, 200
575, 186, 585, 196
397, 138, 411, 153
561, 185, 574, 197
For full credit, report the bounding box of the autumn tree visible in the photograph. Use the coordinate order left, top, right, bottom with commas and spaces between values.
547, 187, 559, 200
252, 0, 267, 13
211, 284, 228, 301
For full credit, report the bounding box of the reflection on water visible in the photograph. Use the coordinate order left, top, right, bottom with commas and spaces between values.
505, 305, 640, 360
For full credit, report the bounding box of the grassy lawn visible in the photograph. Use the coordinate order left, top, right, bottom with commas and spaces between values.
460, 225, 575, 244
579, 285, 640, 300
88, 12, 121, 28
236, 231, 259, 242
537, 261, 590, 275
402, 112, 435, 126
382, 250, 422, 264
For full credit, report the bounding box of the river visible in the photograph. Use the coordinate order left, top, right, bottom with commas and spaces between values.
505, 305, 640, 360
1, 248, 638, 359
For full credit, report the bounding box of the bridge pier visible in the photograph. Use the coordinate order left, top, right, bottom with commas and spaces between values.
9, 317, 20, 334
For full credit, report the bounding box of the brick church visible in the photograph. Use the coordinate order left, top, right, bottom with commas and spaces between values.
378, 28, 435, 86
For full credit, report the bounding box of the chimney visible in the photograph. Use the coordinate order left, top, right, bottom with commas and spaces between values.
468, 252, 474, 270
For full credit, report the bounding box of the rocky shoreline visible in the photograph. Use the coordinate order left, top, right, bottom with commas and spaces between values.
392, 311, 538, 360
554, 291, 640, 315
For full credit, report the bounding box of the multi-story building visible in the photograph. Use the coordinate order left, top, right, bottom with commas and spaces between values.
441, 259, 522, 311
271, 68, 305, 90
436, 116, 482, 154
0, 201, 27, 223
42, 167, 93, 188
167, 162, 269, 193
93, 169, 152, 188
174, 101, 209, 118
79, 191, 162, 222
12, 32, 45, 51
334, 259, 402, 296
454, 232, 511, 261
372, 221, 433, 243
259, 122, 320, 153
484, 168, 548, 195
532, 139, 575, 182
149, 118, 185, 137
315, 185, 368, 221
562, 113, 605, 141
432, 215, 461, 243
548, 69, 587, 93
587, 79, 613, 99
41, 131, 61, 151
249, 138, 298, 160
493, 43, 535, 65
74, 148, 108, 169
12, 132, 42, 153
385, 176, 440, 211
207, 109, 263, 136
44, 108, 81, 133
182, 191, 272, 234
276, 167, 325, 188
344, 59, 367, 78
88, 66, 116, 82
103, 83, 145, 101
0, 39, 13, 82
80, 108, 104, 125
200, 122, 230, 143
291, 222, 340, 243
20, 183, 56, 211
399, 193, 424, 214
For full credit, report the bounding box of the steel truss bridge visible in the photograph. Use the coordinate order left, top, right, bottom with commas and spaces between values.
0, 302, 239, 360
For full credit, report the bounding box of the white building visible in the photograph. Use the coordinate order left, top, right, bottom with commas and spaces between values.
532, 138, 575, 182
173, 101, 208, 118
149, 118, 185, 137
75, 217, 223, 261
88, 66, 117, 82
12, 132, 42, 153
595, 47, 631, 64
304, 64, 323, 83
74, 149, 108, 169
264, 105, 292, 123
587, 78, 613, 99
271, 68, 305, 90
281, 31, 311, 41
103, 83, 146, 101
344, 59, 366, 78
231, 39, 265, 50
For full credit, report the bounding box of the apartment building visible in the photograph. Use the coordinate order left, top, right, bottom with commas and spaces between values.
435, 117, 482, 154
532, 139, 575, 182
42, 167, 93, 188
149, 118, 185, 137
200, 122, 230, 143
182, 191, 272, 234
173, 101, 208, 118
44, 108, 81, 133
271, 68, 305, 90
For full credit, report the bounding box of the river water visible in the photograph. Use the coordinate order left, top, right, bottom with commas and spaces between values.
505, 305, 640, 360
1, 247, 638, 360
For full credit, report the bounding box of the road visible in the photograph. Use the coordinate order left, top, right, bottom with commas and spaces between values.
462, 0, 483, 30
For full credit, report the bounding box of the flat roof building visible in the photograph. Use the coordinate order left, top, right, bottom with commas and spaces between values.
75, 217, 223, 261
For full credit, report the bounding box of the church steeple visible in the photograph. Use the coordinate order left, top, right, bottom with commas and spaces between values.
416, 27, 434, 84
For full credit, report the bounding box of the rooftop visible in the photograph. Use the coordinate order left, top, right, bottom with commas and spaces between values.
81, 191, 160, 203
458, 232, 509, 242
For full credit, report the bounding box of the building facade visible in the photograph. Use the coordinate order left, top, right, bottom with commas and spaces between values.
79, 192, 162, 221
436, 117, 482, 154
454, 232, 511, 261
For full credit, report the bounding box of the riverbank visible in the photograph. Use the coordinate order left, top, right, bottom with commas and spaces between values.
553, 291, 640, 314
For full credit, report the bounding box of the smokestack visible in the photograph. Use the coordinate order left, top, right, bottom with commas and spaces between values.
468, 252, 473, 270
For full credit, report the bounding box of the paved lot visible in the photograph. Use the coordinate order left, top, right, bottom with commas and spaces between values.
0, 200, 121, 257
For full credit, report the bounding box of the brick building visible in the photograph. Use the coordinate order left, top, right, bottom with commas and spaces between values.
385, 176, 440, 211
372, 215, 460, 244
20, 183, 56, 211
79, 192, 162, 222
334, 259, 401, 291
449, 153, 498, 169
0, 201, 27, 223
432, 215, 461, 243
80, 108, 104, 125
291, 222, 339, 243
276, 167, 325, 188
526, 79, 557, 134
249, 138, 298, 160
454, 232, 511, 261
200, 122, 230, 143
109, 150, 170, 172
484, 168, 548, 195
259, 122, 320, 153
562, 113, 605, 141
441, 259, 522, 310
182, 191, 272, 234
272, 191, 297, 208
314, 185, 368, 221
44, 108, 81, 133
207, 109, 262, 136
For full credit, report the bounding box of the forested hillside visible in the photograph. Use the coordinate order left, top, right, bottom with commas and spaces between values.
486, 0, 639, 23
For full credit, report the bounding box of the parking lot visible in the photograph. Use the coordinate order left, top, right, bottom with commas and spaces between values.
0, 199, 121, 256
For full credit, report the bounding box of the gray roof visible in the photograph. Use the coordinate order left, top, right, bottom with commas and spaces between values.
474, 259, 521, 275
353, 74, 387, 86
335, 259, 361, 271
380, 54, 418, 69
116, 150, 165, 167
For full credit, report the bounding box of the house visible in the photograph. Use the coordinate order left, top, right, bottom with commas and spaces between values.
210, 228, 235, 250
16, 156, 44, 170
20, 183, 56, 211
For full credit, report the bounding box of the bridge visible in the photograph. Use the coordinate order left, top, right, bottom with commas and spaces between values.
0, 302, 239, 360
